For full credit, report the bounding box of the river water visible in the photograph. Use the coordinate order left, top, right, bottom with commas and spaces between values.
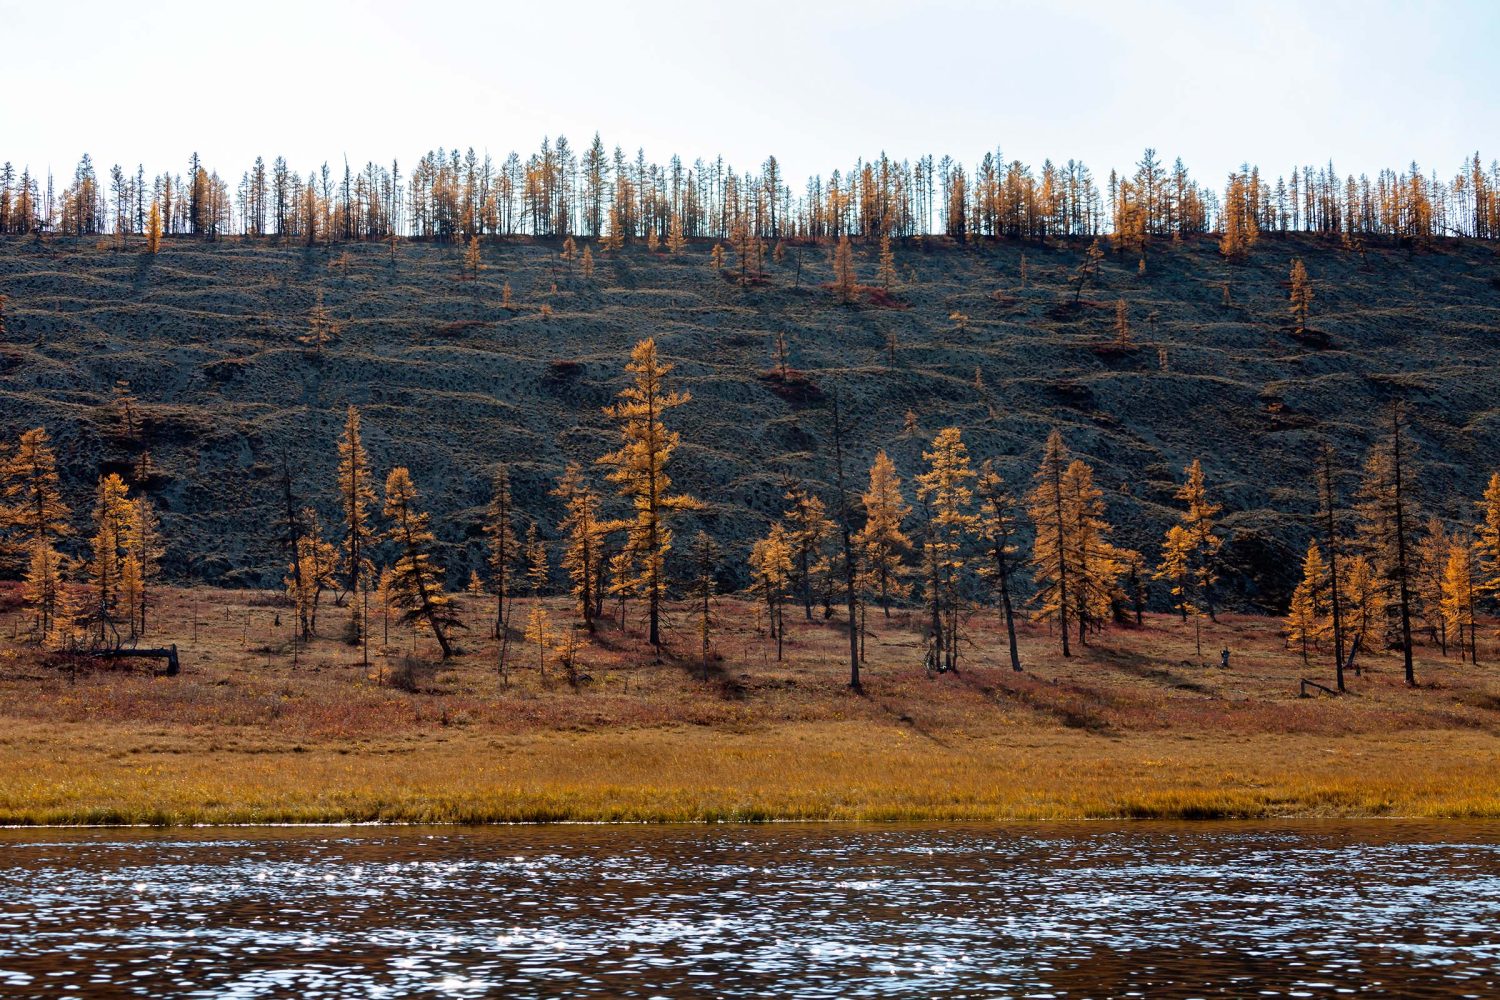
0, 822, 1497, 998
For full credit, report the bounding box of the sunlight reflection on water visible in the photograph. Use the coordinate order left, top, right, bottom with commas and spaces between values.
0, 822, 1498, 998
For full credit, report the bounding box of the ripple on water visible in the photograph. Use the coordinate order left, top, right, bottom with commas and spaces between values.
0, 823, 1498, 997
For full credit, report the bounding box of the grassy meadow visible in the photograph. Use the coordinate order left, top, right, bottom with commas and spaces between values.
1, 585, 1496, 825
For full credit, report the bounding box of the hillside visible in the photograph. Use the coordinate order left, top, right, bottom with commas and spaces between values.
2, 233, 1499, 603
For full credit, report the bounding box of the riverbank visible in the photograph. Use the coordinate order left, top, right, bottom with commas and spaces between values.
2, 588, 1497, 825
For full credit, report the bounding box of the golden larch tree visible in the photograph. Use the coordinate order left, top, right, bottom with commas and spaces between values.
1475, 471, 1500, 605
749, 521, 793, 660
782, 482, 834, 622
1285, 539, 1330, 662
383, 467, 462, 658
832, 235, 857, 303
1289, 257, 1313, 333
596, 339, 699, 647
914, 426, 978, 671
552, 463, 604, 630
146, 201, 162, 254
852, 450, 911, 618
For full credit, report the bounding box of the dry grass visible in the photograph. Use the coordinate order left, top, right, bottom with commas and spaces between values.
1, 587, 1496, 825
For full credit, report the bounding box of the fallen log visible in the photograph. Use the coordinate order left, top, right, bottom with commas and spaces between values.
95, 644, 179, 676
1299, 677, 1338, 698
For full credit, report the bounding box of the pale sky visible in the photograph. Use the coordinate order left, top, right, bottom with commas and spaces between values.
3, 0, 1495, 187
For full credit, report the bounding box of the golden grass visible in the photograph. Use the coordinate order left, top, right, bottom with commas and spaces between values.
1, 587, 1497, 825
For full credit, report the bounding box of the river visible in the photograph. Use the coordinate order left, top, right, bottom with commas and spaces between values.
1, 822, 1497, 997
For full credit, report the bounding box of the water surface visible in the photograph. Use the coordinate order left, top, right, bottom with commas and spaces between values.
1, 822, 1497, 997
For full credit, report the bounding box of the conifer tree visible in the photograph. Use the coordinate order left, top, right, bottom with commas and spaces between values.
782, 482, 834, 621
1112, 299, 1134, 348
524, 522, 548, 597
84, 474, 132, 648
1286, 540, 1329, 661
124, 496, 162, 637
285, 507, 337, 638
667, 214, 687, 254
336, 406, 376, 612
581, 243, 595, 279
1354, 405, 1420, 685
1028, 430, 1075, 656
301, 289, 339, 357
1157, 524, 1197, 623
1476, 472, 1500, 605
977, 459, 1023, 671
832, 235, 857, 303
552, 463, 603, 629
524, 602, 554, 678
2, 427, 70, 569
1164, 459, 1224, 620
383, 467, 461, 658
1062, 457, 1125, 646
1318, 442, 1349, 687
1413, 518, 1454, 653
597, 339, 698, 647
485, 466, 519, 639
146, 201, 162, 254
464, 234, 482, 280
749, 522, 792, 660
560, 236, 576, 261
688, 531, 721, 679
501, 282, 514, 309
22, 542, 68, 645
853, 450, 911, 618
1440, 539, 1479, 663
1289, 257, 1313, 333
876, 233, 897, 289
601, 207, 624, 251
915, 427, 978, 671
1341, 554, 1387, 665
710, 243, 725, 271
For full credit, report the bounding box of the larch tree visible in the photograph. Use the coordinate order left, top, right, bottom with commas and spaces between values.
1439, 539, 1479, 664
1289, 257, 1313, 333
915, 426, 978, 672
977, 459, 1023, 672
146, 201, 162, 254
1319, 442, 1349, 687
383, 467, 461, 658
301, 289, 340, 357
464, 234, 482, 280
832, 235, 857, 303
749, 522, 793, 660
1027, 430, 1075, 656
1112, 299, 1134, 349
552, 463, 604, 630
596, 338, 700, 648
84, 474, 132, 648
1158, 524, 1205, 652
2, 427, 71, 570
124, 496, 163, 637
1413, 518, 1454, 654
1062, 457, 1126, 646
336, 406, 376, 625
580, 243, 595, 279
782, 482, 835, 622
22, 540, 71, 647
1476, 472, 1500, 607
687, 531, 721, 679
667, 214, 686, 254
876, 233, 897, 289
1353, 404, 1420, 686
1340, 554, 1387, 667
485, 466, 519, 640
853, 450, 911, 618
1166, 459, 1224, 620
285, 507, 337, 638
1286, 539, 1330, 663
524, 522, 548, 597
